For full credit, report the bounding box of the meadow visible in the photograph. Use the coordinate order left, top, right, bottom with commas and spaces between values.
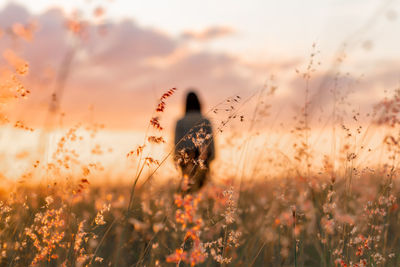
1, 4, 400, 267
0, 82, 399, 267
0, 153, 399, 267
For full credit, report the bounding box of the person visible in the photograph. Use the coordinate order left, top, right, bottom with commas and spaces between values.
174, 91, 215, 192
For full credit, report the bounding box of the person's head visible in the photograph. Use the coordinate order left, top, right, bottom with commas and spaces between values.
185, 91, 201, 114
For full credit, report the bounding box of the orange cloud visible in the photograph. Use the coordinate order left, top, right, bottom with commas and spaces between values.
0, 4, 257, 130
0, 3, 397, 132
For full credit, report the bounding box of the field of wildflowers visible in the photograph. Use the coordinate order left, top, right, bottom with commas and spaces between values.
1, 2, 400, 267
0, 80, 399, 266
0, 158, 399, 266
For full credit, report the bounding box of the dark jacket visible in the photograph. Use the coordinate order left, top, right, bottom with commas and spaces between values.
174, 111, 215, 167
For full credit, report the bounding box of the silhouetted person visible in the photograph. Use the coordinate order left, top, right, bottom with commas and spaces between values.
174, 91, 215, 192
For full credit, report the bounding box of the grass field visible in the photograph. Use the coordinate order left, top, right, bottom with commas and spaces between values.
1, 2, 400, 266
1, 86, 400, 266
0, 168, 399, 266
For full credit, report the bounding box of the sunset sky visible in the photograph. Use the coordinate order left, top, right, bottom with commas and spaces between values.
0, 0, 399, 179
3, 0, 399, 58
0, 0, 399, 130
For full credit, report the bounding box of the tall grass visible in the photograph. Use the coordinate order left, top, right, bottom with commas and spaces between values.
0, 10, 400, 267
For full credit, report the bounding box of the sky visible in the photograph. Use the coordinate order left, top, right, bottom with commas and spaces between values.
2, 0, 399, 60
0, 0, 399, 131
0, 0, 400, 180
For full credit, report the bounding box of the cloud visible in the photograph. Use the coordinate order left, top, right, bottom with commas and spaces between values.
1, 3, 397, 131
280, 62, 400, 127
0, 3, 30, 26
180, 26, 234, 41
0, 4, 259, 130
87, 20, 177, 66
